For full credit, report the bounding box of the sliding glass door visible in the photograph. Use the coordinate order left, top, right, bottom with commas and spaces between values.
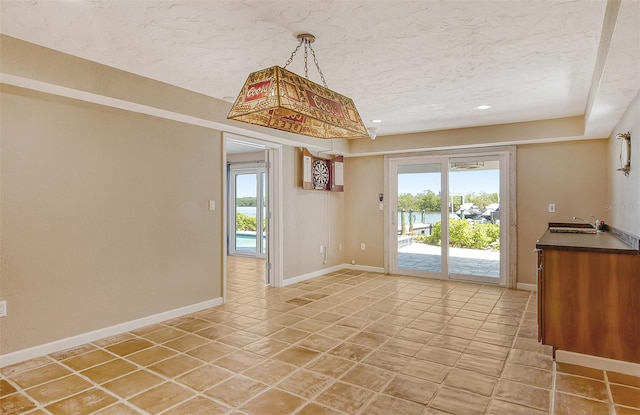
394, 161, 446, 276
448, 156, 501, 283
388, 153, 508, 285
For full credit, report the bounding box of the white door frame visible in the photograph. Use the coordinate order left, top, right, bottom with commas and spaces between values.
386, 155, 450, 280
384, 146, 516, 288
223, 133, 284, 306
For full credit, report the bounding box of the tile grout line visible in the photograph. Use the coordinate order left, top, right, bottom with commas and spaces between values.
603, 370, 617, 415
6, 264, 638, 415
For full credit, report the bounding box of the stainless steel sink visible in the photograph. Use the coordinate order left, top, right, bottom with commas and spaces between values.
549, 227, 597, 234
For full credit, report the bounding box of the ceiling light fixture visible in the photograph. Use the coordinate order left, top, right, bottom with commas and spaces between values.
227, 33, 368, 139
371, 119, 383, 123
475, 105, 491, 110
367, 127, 378, 140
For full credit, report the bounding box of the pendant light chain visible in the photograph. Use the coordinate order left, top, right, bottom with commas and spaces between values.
282, 34, 329, 88
283, 38, 303, 69
303, 41, 309, 79
308, 44, 328, 88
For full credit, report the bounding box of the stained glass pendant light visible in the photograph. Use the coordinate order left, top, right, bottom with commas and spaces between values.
227, 34, 368, 139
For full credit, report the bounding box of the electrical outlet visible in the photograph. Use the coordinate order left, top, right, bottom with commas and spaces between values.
320, 245, 324, 253
360, 243, 366, 250
351, 259, 356, 265
0, 301, 6, 317
548, 203, 556, 213
339, 244, 342, 251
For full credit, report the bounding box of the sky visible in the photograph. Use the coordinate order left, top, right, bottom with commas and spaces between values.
398, 170, 499, 196
235, 174, 258, 198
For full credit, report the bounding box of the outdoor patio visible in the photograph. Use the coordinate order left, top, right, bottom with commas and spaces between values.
398, 242, 500, 278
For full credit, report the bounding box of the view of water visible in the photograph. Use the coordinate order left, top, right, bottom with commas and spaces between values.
237, 206, 258, 217
398, 211, 442, 224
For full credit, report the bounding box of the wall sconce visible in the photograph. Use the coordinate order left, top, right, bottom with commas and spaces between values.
616, 131, 631, 177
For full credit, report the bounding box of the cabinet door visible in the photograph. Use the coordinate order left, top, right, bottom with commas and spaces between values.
543, 249, 640, 363
535, 249, 544, 343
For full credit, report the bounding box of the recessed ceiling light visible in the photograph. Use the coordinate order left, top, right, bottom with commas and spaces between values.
475, 105, 491, 110
371, 119, 383, 123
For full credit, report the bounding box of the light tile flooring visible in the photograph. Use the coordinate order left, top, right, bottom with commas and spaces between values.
2, 256, 639, 415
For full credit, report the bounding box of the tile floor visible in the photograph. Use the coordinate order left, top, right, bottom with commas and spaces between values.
1, 256, 639, 415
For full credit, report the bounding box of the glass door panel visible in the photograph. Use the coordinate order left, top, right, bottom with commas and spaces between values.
448, 158, 501, 282
234, 173, 258, 255
388, 153, 508, 286
392, 162, 446, 277
229, 167, 266, 258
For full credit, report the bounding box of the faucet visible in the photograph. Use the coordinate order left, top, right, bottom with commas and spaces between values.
573, 216, 601, 232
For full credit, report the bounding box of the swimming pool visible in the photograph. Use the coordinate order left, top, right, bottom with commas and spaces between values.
235, 231, 266, 251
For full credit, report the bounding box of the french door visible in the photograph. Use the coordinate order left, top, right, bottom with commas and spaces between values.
387, 151, 511, 286
228, 165, 267, 258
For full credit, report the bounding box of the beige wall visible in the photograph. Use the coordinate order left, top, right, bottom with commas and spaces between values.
516, 139, 608, 284
282, 147, 345, 279
344, 156, 385, 267
342, 141, 609, 286
607, 92, 640, 235
0, 86, 224, 354
348, 116, 585, 155
0, 34, 349, 357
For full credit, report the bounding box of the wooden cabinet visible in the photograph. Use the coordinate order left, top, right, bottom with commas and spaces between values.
537, 248, 640, 363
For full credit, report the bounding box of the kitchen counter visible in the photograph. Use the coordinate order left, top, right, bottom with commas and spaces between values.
536, 223, 639, 255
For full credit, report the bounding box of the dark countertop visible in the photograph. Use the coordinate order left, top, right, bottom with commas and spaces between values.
536, 224, 640, 255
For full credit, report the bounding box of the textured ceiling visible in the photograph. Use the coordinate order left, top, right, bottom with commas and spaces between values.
1, 0, 638, 138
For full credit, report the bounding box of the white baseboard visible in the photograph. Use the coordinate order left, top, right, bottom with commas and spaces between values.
347, 264, 385, 273
516, 282, 537, 291
0, 297, 224, 368
283, 264, 346, 286
283, 263, 386, 286
556, 350, 640, 377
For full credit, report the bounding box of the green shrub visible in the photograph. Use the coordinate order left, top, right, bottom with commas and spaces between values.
423, 219, 500, 251
414, 234, 430, 244
236, 212, 257, 231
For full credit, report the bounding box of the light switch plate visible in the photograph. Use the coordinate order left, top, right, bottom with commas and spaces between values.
209, 200, 216, 211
